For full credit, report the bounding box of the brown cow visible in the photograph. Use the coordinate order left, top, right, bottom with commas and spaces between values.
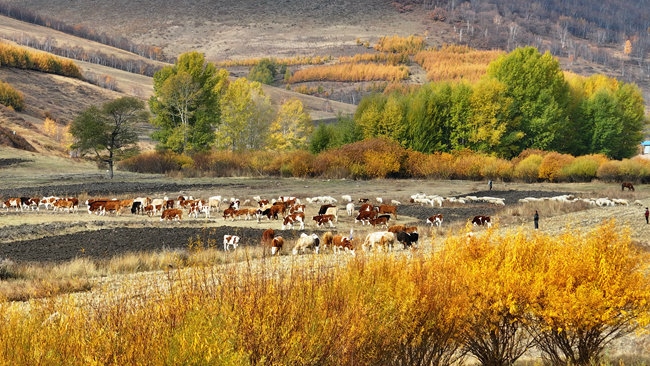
261, 228, 275, 246
161, 208, 183, 221
103, 200, 122, 215
222, 207, 236, 220
87, 200, 108, 215
378, 204, 398, 220
52, 199, 74, 213
261, 229, 283, 255
355, 210, 377, 225
426, 214, 443, 227
322, 231, 355, 255
368, 214, 391, 228
312, 214, 336, 227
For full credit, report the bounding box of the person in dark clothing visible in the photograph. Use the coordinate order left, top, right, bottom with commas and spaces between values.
645, 207, 649, 224
534, 210, 539, 229
488, 180, 493, 191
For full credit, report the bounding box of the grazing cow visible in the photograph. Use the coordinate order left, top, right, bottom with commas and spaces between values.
312, 214, 336, 227
322, 231, 355, 255
208, 196, 222, 212
131, 201, 142, 214
318, 204, 336, 215
222, 207, 237, 220
39, 196, 60, 210
292, 233, 321, 255
270, 236, 284, 255
143, 204, 155, 217
261, 229, 283, 255
472, 215, 492, 228
359, 202, 374, 212
2, 198, 22, 211
395, 231, 419, 248
22, 197, 40, 211
355, 210, 377, 225
378, 204, 398, 220
103, 200, 122, 215
358, 198, 370, 203
362, 231, 396, 252
282, 212, 305, 230
426, 214, 443, 227
622, 182, 635, 191
261, 228, 276, 246
368, 214, 391, 228
87, 200, 107, 215
161, 208, 183, 221
223, 235, 241, 251
52, 199, 74, 213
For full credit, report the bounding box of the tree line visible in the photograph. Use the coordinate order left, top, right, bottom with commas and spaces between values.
352, 47, 646, 160
69, 47, 647, 179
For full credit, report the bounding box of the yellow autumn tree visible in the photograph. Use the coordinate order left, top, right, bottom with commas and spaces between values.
267, 98, 313, 151
442, 225, 548, 365
42, 117, 59, 140
529, 220, 650, 365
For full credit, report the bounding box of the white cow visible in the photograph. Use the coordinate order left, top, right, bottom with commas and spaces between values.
223, 235, 240, 251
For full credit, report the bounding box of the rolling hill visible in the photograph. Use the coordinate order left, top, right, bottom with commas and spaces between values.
0, 0, 649, 159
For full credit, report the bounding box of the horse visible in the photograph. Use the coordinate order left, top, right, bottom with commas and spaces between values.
621, 182, 635, 191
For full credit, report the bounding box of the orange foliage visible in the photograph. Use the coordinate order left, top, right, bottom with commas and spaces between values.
538, 152, 575, 182
288, 63, 409, 83
374, 35, 425, 54
413, 44, 503, 83
216, 55, 331, 68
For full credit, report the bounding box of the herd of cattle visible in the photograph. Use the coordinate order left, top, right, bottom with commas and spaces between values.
1, 192, 499, 255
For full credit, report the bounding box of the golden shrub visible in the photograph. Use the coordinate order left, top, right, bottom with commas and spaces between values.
538, 152, 575, 182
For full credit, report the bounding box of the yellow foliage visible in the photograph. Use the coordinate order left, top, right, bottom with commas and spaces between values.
414, 45, 504, 83
538, 152, 575, 182
373, 35, 425, 54
288, 63, 409, 83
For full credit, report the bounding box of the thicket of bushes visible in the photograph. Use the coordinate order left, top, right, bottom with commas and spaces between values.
0, 80, 24, 111
0, 41, 82, 79
118, 138, 650, 182
0, 222, 647, 365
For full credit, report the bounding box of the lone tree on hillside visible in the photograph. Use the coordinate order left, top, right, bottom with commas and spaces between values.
69, 96, 148, 179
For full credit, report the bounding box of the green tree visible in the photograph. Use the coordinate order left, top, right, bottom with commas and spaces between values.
404, 83, 455, 153
70, 97, 148, 179
355, 93, 387, 139
486, 47, 569, 155
267, 98, 313, 151
149, 51, 228, 153
248, 58, 277, 85
309, 123, 335, 154
216, 78, 273, 151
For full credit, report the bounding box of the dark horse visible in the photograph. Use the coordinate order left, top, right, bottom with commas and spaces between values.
621, 182, 635, 191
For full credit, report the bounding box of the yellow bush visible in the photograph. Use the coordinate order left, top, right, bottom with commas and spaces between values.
452, 150, 485, 180
288, 63, 409, 83
374, 35, 425, 54
513, 154, 543, 182
538, 152, 575, 182
559, 154, 607, 182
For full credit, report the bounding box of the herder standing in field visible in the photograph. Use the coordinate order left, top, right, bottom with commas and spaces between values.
488, 179, 493, 191
645, 207, 649, 224
534, 210, 539, 229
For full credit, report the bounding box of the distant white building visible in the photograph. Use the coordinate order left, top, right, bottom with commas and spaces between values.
643, 141, 650, 155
